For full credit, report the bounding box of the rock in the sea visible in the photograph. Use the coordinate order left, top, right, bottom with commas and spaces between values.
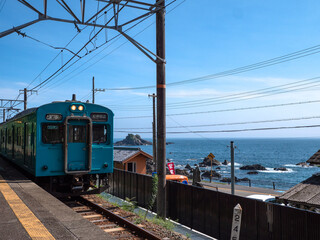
296, 162, 308, 167
199, 157, 221, 166
222, 160, 230, 165
185, 164, 192, 171
247, 171, 258, 175
201, 170, 221, 179
175, 169, 192, 178
114, 134, 152, 146
220, 177, 239, 183
239, 177, 250, 182
216, 167, 221, 170
274, 167, 288, 171
166, 142, 174, 145
240, 164, 266, 170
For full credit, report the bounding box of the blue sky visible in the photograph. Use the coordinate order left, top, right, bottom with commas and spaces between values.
2, 0, 320, 139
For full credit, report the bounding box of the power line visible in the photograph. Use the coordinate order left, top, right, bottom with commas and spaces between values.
115, 124, 320, 134
108, 75, 320, 111
117, 115, 320, 129
105, 44, 320, 91
115, 99, 320, 119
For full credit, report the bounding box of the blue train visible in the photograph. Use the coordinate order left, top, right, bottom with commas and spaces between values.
0, 95, 113, 195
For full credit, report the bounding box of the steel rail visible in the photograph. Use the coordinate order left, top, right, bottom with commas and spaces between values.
78, 196, 161, 240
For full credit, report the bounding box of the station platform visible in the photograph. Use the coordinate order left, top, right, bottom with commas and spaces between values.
0, 157, 114, 240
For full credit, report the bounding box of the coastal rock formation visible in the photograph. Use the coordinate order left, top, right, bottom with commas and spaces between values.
222, 160, 230, 165
220, 177, 250, 183
114, 134, 152, 146
176, 169, 192, 178
216, 167, 221, 170
274, 167, 288, 171
199, 157, 221, 167
240, 164, 266, 171
185, 164, 193, 171
201, 170, 221, 179
296, 162, 308, 167
247, 171, 258, 175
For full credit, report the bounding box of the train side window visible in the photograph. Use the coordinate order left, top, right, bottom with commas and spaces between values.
93, 124, 109, 144
42, 123, 63, 144
68, 125, 86, 143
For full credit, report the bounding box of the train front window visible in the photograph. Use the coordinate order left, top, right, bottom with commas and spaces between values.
68, 125, 86, 143
93, 124, 108, 144
42, 124, 63, 144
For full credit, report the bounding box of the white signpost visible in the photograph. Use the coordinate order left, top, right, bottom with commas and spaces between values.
230, 204, 242, 240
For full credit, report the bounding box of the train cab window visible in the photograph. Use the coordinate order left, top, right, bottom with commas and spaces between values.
68, 125, 86, 143
42, 123, 63, 144
93, 124, 109, 144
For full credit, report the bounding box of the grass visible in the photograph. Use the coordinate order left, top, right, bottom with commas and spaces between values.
149, 216, 174, 231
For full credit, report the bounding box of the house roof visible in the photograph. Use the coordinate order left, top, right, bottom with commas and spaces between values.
306, 149, 320, 164
113, 147, 153, 163
278, 173, 320, 207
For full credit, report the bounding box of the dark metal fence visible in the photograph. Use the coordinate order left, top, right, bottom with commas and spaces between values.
108, 169, 320, 240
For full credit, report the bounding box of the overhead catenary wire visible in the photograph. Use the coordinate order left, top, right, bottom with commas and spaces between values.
38, 0, 184, 94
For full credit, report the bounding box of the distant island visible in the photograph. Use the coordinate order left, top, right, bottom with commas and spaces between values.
115, 134, 152, 146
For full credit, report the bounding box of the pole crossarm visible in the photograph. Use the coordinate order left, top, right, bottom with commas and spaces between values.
0, 99, 24, 108
119, 30, 165, 63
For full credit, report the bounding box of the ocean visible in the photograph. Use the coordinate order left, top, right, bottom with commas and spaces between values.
115, 138, 320, 190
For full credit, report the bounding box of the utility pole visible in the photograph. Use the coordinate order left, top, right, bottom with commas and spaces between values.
148, 93, 157, 170
92, 76, 95, 104
231, 141, 235, 195
24, 88, 27, 110
20, 88, 38, 110
92, 76, 105, 104
156, 0, 166, 219
3, 109, 5, 122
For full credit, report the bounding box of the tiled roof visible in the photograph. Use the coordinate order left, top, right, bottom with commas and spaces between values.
113, 147, 152, 162
278, 173, 320, 207
307, 149, 320, 164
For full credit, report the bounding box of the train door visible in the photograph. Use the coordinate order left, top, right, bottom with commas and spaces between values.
12, 126, 15, 159
24, 123, 32, 167
64, 118, 92, 174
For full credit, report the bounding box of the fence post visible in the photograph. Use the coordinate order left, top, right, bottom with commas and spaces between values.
249, 179, 251, 187
273, 182, 275, 190
230, 204, 242, 240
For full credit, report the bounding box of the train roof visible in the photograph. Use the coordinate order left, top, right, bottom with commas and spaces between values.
1, 100, 113, 125
1, 107, 38, 125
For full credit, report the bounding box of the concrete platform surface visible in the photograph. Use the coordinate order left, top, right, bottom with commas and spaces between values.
0, 157, 114, 240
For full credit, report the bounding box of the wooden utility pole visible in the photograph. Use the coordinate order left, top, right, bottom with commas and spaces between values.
92, 77, 105, 103
24, 88, 27, 110
156, 0, 166, 219
148, 93, 157, 170
92, 76, 95, 104
231, 141, 235, 195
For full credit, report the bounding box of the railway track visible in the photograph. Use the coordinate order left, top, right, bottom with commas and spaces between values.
62, 195, 162, 240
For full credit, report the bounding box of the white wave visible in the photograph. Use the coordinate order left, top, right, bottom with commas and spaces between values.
258, 167, 295, 173
227, 162, 241, 166
186, 158, 197, 161
284, 164, 311, 168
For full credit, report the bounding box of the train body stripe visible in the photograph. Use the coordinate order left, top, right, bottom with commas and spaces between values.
0, 175, 55, 240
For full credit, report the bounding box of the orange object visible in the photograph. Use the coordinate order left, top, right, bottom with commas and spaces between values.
166, 175, 188, 184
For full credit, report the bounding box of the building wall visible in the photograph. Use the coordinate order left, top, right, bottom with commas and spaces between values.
125, 154, 147, 174
114, 154, 148, 174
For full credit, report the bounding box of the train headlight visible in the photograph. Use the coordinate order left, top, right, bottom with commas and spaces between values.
71, 105, 77, 111
78, 105, 84, 111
